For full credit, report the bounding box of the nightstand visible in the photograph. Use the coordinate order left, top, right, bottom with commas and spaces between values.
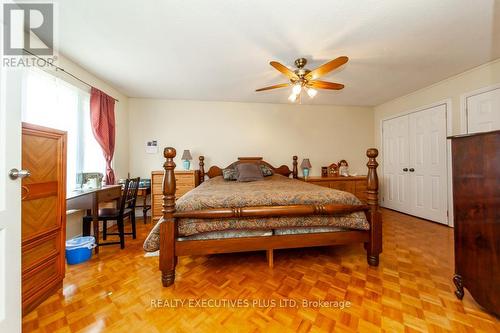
301, 175, 367, 202
151, 170, 200, 222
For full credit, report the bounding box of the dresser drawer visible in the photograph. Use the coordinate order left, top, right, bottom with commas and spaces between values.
175, 176, 195, 186
22, 255, 62, 299
354, 180, 367, 202
308, 181, 330, 188
152, 173, 163, 184
22, 232, 61, 274
330, 180, 355, 193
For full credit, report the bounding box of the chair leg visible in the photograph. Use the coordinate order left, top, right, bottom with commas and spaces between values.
103, 221, 107, 240
117, 218, 125, 249
131, 211, 137, 239
82, 219, 91, 236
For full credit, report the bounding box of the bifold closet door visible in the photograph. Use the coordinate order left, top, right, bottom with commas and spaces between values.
383, 104, 448, 224
408, 105, 448, 224
382, 116, 410, 213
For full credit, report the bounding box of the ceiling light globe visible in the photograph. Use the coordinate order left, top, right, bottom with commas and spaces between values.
288, 93, 297, 102
292, 84, 302, 95
307, 88, 318, 98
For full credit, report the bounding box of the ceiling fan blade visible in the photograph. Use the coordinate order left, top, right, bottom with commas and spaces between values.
305, 56, 349, 80
255, 83, 291, 92
270, 61, 298, 80
309, 80, 345, 90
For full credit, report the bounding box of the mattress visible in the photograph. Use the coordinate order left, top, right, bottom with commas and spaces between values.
175, 175, 369, 236
143, 175, 369, 252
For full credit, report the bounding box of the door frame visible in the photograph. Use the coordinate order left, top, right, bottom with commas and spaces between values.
380, 99, 453, 226
460, 83, 500, 134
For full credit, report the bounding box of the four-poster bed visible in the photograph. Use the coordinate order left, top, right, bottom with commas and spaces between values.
156, 148, 382, 287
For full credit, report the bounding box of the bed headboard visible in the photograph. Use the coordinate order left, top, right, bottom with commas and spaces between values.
198, 156, 298, 183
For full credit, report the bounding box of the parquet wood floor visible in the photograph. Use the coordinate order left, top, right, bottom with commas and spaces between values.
22, 209, 499, 333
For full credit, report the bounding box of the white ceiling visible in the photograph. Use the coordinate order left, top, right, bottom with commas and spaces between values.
55, 0, 500, 106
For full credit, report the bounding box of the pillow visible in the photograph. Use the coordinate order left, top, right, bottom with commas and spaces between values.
222, 167, 238, 181
236, 163, 264, 182
260, 164, 274, 177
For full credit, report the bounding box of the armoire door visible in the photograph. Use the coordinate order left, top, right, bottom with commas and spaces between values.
21, 123, 67, 314
382, 104, 448, 224
408, 105, 448, 224
382, 115, 410, 213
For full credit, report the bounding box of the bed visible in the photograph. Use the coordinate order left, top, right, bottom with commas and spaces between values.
148, 148, 382, 287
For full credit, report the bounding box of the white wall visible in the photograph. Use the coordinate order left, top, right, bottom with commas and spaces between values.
128, 99, 374, 178
374, 59, 500, 148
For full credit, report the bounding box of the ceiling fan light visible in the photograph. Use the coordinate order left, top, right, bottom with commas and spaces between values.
307, 88, 318, 98
288, 93, 297, 102
292, 84, 302, 95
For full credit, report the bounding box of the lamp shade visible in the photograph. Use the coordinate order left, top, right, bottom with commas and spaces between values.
181, 150, 192, 160
301, 158, 312, 169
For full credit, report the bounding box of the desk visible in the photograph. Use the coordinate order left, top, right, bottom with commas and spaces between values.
67, 185, 122, 254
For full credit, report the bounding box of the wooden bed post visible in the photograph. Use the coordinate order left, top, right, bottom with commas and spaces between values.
292, 155, 298, 179
160, 147, 177, 286
199, 156, 205, 184
365, 148, 382, 266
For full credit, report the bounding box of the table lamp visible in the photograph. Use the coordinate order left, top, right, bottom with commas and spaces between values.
301, 158, 312, 178
181, 150, 192, 170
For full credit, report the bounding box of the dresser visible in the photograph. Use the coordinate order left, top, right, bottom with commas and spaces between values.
21, 123, 66, 314
151, 170, 199, 222
450, 130, 499, 317
301, 176, 368, 202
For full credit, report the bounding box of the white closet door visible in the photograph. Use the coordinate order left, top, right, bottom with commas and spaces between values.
382, 116, 410, 213
408, 105, 448, 224
466, 88, 500, 133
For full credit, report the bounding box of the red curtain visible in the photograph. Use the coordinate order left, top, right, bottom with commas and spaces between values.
90, 87, 116, 185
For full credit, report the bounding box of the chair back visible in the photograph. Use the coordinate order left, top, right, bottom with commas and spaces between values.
119, 177, 141, 214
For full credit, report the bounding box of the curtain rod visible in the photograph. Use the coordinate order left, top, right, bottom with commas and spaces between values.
22, 49, 120, 102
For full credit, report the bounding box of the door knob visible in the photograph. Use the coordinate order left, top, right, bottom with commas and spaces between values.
403, 168, 408, 172
409, 168, 415, 172
9, 168, 31, 180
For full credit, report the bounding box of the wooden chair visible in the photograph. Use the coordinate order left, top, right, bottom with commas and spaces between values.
83, 177, 140, 249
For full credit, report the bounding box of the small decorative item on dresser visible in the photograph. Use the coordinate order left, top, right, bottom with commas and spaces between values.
328, 163, 338, 176
301, 158, 312, 177
338, 159, 349, 177
321, 166, 328, 177
181, 150, 192, 170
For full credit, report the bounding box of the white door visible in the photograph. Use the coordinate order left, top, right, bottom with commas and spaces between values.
466, 87, 500, 133
408, 105, 448, 224
382, 116, 410, 213
0, 66, 23, 332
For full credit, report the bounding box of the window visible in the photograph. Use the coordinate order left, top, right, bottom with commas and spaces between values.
22, 69, 106, 192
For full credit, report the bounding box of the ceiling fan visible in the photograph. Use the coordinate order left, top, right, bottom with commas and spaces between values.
255, 56, 348, 102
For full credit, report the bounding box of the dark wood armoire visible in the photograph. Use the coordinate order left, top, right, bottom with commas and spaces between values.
450, 130, 499, 317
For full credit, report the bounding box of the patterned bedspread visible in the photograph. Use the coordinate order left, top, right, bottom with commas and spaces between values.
175, 175, 369, 236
